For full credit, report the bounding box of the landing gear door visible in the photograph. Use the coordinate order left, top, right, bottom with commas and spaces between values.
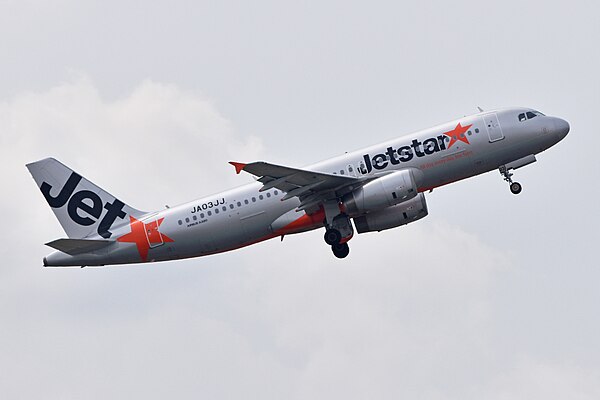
144, 216, 165, 249
482, 113, 504, 142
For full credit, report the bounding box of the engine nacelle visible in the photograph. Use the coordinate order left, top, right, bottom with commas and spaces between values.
343, 169, 418, 215
353, 193, 428, 233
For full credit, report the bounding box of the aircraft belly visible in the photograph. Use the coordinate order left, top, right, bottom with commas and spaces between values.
416, 147, 481, 189
174, 217, 243, 257
238, 201, 295, 243
416, 133, 544, 191
172, 204, 285, 257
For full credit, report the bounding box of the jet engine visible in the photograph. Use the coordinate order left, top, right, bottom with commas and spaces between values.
353, 193, 428, 233
342, 169, 418, 214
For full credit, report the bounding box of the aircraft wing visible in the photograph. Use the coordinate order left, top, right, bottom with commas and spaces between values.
230, 161, 365, 212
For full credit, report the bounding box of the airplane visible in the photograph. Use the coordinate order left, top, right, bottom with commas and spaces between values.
27, 107, 569, 266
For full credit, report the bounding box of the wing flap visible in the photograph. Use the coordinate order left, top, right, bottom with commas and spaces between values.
45, 238, 114, 255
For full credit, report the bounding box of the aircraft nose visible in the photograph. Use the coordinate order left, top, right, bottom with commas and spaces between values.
554, 118, 570, 139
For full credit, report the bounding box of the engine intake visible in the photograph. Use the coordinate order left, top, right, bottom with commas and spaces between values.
353, 193, 428, 233
343, 169, 418, 215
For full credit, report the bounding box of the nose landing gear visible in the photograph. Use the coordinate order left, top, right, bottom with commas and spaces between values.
499, 165, 522, 195
510, 181, 522, 195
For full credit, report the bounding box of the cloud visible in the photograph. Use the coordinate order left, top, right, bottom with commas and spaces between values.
483, 358, 600, 400
1, 75, 263, 212
1, 78, 599, 399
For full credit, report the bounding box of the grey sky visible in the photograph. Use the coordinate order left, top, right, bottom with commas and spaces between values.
1, 1, 599, 398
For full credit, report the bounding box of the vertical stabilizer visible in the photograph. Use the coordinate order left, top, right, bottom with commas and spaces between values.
26, 158, 147, 239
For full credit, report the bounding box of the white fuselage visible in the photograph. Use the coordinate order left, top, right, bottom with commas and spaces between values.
43, 107, 569, 266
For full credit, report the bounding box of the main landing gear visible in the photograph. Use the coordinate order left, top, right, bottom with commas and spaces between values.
331, 242, 350, 259
499, 165, 522, 195
324, 227, 351, 258
324, 228, 342, 246
323, 213, 353, 259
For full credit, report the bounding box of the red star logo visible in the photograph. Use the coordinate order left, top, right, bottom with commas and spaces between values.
117, 216, 174, 262
443, 122, 473, 148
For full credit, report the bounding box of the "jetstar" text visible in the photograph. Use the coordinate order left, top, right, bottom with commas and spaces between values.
362, 136, 447, 173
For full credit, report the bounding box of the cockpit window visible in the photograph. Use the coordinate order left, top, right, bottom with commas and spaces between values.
518, 110, 545, 122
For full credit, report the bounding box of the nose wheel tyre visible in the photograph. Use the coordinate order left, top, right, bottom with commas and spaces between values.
510, 182, 522, 195
331, 242, 350, 259
324, 228, 342, 245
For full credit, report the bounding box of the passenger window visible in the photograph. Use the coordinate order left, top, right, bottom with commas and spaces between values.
274, 190, 278, 195
230, 204, 234, 210
244, 199, 249, 204
266, 192, 271, 198
185, 217, 190, 223
222, 206, 226, 211
178, 220, 182, 225
193, 215, 197, 221
526, 111, 537, 119
237, 201, 241, 207
207, 211, 212, 216
259, 195, 264, 200
252, 197, 256, 202
340, 170, 345, 175
200, 213, 205, 218
518, 113, 526, 122
215, 208, 219, 214
359, 162, 367, 174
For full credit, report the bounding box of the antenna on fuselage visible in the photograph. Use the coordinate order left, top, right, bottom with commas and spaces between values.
477, 106, 484, 112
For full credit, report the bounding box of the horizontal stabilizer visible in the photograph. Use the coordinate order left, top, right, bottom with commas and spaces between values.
45, 238, 114, 255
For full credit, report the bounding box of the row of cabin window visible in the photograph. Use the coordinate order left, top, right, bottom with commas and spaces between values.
178, 190, 280, 225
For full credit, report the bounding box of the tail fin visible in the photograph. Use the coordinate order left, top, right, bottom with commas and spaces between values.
26, 157, 147, 239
